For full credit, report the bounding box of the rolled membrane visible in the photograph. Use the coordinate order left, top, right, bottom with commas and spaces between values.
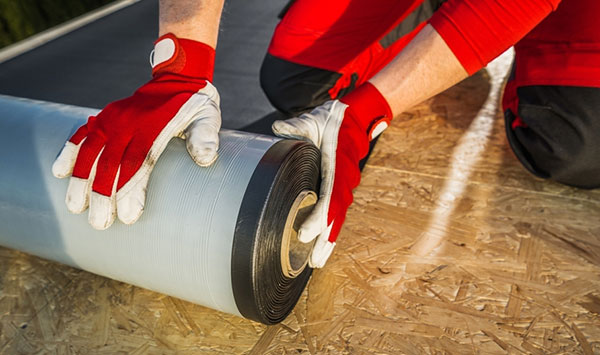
0, 95, 320, 325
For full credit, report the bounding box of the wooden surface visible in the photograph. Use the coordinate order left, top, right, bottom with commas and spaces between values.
2, 58, 600, 354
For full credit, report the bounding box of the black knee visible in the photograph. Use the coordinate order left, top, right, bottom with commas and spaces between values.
260, 54, 348, 115
505, 85, 600, 189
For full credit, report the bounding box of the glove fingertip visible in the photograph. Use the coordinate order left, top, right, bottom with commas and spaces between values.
89, 192, 116, 230
271, 120, 290, 136
190, 147, 218, 167
52, 160, 69, 179
297, 224, 320, 243
65, 177, 90, 214
186, 130, 219, 167
272, 119, 317, 144
297, 199, 330, 243
52, 142, 80, 178
117, 199, 144, 225
309, 240, 336, 268
116, 174, 148, 225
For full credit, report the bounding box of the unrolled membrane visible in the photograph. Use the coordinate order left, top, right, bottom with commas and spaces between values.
0, 95, 320, 325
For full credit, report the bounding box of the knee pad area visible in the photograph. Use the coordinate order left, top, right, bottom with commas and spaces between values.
260, 54, 344, 115
504, 88, 600, 189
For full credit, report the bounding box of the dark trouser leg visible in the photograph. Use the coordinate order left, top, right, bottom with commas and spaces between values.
504, 85, 600, 189
260, 54, 357, 116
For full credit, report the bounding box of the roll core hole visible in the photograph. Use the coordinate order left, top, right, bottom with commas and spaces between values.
281, 190, 317, 278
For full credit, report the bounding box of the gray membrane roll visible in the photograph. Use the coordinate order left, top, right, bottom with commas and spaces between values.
0, 95, 319, 324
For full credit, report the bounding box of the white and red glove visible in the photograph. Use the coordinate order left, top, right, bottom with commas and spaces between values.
52, 33, 221, 230
272, 83, 393, 267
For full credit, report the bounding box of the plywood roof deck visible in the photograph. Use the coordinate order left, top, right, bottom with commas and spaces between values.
1, 0, 599, 352
2, 53, 599, 353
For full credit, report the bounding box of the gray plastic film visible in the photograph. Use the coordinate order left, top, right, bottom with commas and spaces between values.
0, 95, 284, 317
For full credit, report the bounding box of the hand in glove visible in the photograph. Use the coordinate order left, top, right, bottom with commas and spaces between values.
52, 33, 221, 230
272, 83, 393, 267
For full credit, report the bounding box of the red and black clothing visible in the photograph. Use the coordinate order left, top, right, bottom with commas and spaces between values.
262, 0, 444, 113
261, 0, 600, 188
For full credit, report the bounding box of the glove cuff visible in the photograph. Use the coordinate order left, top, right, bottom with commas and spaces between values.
151, 33, 215, 81
340, 82, 393, 141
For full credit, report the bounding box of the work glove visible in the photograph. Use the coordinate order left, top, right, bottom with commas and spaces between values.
272, 83, 393, 267
52, 33, 221, 230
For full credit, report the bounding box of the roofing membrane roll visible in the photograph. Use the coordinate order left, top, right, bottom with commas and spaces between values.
0, 95, 319, 325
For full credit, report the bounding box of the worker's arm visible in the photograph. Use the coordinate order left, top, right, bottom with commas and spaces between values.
52, 0, 225, 230
370, 24, 467, 117
159, 0, 224, 47
274, 0, 561, 267
372, 0, 561, 115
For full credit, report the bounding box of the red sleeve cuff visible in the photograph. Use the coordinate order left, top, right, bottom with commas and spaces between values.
429, 10, 482, 75
341, 82, 392, 134
429, 0, 560, 75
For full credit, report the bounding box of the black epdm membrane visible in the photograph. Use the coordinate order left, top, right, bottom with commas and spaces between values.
232, 140, 320, 324
0, 0, 321, 325
0, 0, 386, 325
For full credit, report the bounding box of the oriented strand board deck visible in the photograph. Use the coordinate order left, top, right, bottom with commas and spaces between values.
2, 59, 600, 354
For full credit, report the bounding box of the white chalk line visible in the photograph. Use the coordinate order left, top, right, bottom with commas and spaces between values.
410, 49, 515, 257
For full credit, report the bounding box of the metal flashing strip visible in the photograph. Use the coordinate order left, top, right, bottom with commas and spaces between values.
0, 0, 140, 64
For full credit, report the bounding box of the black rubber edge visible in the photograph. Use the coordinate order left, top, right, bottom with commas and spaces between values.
231, 139, 320, 325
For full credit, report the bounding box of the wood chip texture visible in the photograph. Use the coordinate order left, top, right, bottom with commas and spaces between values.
2, 58, 600, 354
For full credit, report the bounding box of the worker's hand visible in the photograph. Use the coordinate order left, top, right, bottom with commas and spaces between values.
272, 83, 392, 267
52, 33, 221, 230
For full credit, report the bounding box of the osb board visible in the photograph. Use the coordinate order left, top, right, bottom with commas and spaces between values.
2, 65, 600, 354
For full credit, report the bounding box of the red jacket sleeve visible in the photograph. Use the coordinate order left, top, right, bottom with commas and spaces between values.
429, 0, 561, 74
